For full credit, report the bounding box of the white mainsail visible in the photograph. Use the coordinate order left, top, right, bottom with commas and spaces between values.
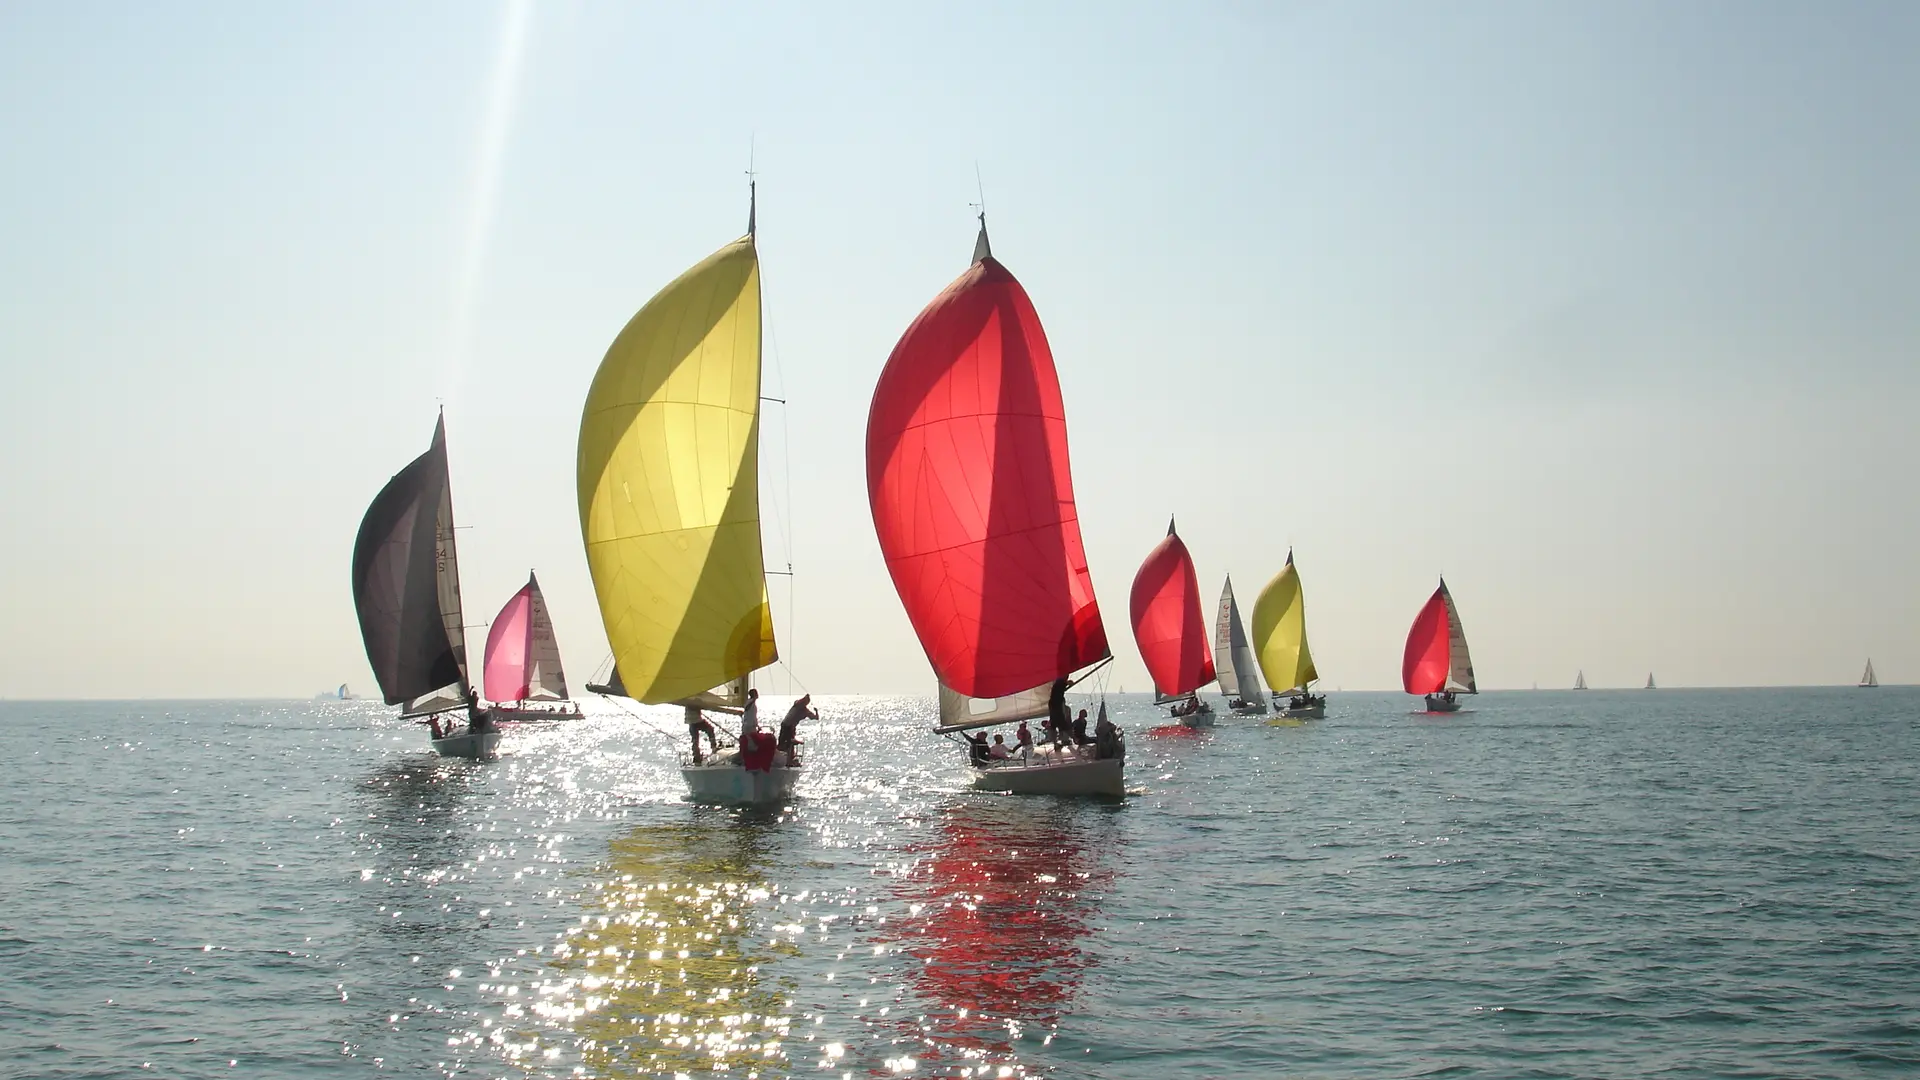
937, 681, 1054, 733
1441, 587, 1476, 694
1860, 660, 1878, 688
403, 470, 472, 716
1574, 670, 1586, 690
522, 575, 569, 701
1212, 578, 1266, 704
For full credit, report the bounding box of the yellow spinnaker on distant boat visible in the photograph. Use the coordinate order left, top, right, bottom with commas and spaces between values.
1251, 554, 1317, 694
578, 235, 775, 704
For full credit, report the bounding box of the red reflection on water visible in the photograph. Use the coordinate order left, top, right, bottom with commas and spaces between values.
886, 800, 1115, 1072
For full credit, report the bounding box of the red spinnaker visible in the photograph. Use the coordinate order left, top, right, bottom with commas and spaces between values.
1128, 523, 1215, 697
483, 582, 535, 702
866, 234, 1107, 698
1402, 584, 1451, 694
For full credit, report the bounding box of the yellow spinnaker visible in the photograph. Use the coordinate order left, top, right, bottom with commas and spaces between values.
578, 236, 775, 704
1251, 555, 1317, 694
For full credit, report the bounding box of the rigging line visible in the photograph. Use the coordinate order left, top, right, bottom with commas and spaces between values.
600, 694, 687, 747
772, 657, 810, 695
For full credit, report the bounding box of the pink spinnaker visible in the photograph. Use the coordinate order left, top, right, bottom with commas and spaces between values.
483, 583, 535, 703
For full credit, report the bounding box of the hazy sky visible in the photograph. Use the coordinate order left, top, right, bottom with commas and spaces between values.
3, 1, 1915, 699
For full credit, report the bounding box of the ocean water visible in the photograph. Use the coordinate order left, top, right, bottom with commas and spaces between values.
3, 688, 1917, 1079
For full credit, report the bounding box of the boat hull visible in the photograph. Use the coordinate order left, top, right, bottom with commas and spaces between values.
1423, 694, 1463, 713
431, 730, 502, 759
1227, 699, 1269, 715
682, 761, 801, 805
486, 704, 583, 722
1178, 707, 1215, 730
973, 750, 1125, 797
1282, 702, 1326, 719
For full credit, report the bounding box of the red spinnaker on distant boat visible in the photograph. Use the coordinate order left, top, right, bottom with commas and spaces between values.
865, 228, 1108, 698
1402, 584, 1451, 694
1128, 521, 1215, 697
483, 582, 535, 703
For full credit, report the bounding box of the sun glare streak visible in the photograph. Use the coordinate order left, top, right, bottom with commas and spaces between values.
441, 0, 534, 410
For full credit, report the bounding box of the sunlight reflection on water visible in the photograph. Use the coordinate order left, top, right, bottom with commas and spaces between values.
7, 690, 1916, 1078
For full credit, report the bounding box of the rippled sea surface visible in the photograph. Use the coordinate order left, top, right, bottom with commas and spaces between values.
4, 688, 1918, 1078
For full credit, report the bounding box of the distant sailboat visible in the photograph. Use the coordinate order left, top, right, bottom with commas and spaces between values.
1251, 551, 1324, 720
481, 571, 582, 721
1645, 673, 1656, 690
1574, 670, 1587, 691
1860, 659, 1878, 688
1403, 577, 1476, 713
1212, 576, 1269, 715
350, 413, 498, 759
867, 214, 1122, 796
1130, 519, 1216, 728
578, 189, 792, 805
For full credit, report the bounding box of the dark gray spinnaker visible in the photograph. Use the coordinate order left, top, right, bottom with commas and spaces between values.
351, 414, 471, 713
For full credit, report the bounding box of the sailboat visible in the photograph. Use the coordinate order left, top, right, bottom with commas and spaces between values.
481, 571, 582, 721
351, 413, 498, 759
1645, 673, 1656, 690
1130, 519, 1216, 728
1402, 577, 1476, 713
1574, 670, 1587, 691
577, 188, 792, 805
867, 213, 1123, 796
1251, 551, 1324, 719
1860, 659, 1879, 688
1213, 576, 1269, 715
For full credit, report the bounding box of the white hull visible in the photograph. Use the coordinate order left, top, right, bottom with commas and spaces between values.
1282, 702, 1325, 719
972, 747, 1125, 796
1423, 694, 1463, 713
1178, 707, 1215, 729
1227, 699, 1269, 715
682, 760, 802, 805
431, 730, 502, 759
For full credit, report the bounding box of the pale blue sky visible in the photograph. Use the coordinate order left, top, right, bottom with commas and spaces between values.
2, 1, 1915, 698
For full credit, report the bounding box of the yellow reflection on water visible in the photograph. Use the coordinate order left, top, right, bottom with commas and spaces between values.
527, 819, 795, 1077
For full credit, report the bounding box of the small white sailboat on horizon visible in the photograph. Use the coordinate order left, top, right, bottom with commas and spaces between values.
1574, 670, 1587, 691
1403, 577, 1476, 713
1859, 659, 1878, 688
578, 187, 799, 805
1645, 673, 1657, 690
1212, 575, 1268, 716
350, 413, 499, 759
